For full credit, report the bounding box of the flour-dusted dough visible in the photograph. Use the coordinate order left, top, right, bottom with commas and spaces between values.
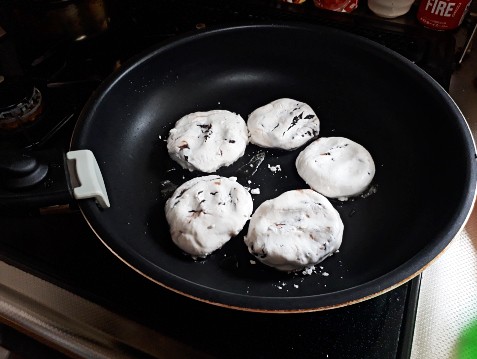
244, 189, 343, 271
296, 137, 375, 200
247, 98, 320, 150
167, 110, 249, 173
165, 175, 253, 258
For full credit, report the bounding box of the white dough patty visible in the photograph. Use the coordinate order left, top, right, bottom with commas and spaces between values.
247, 98, 320, 150
167, 110, 249, 173
165, 175, 253, 258
244, 189, 343, 271
296, 137, 375, 200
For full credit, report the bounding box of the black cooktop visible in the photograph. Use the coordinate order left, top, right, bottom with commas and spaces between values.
0, 0, 458, 357
1, 210, 420, 358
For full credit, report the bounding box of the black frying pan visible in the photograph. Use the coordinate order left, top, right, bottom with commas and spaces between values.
70, 23, 476, 312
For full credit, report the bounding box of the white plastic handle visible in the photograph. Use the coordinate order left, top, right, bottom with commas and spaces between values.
66, 150, 110, 208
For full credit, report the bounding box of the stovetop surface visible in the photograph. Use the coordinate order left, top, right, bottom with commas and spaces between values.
0, 211, 419, 358
0, 0, 456, 151
0, 0, 459, 357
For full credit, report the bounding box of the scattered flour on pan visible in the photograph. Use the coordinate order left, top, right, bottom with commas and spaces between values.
267, 164, 282, 173
274, 281, 288, 290
244, 180, 260, 195
302, 265, 316, 275
299, 265, 331, 277
361, 184, 378, 198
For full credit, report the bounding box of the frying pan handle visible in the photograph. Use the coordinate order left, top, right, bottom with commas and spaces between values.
0, 148, 109, 209
0, 148, 73, 209
66, 150, 110, 208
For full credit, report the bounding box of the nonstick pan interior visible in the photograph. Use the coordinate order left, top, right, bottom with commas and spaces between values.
71, 24, 476, 312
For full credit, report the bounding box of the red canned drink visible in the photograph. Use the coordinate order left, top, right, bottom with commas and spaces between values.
313, 0, 359, 12
417, 0, 472, 30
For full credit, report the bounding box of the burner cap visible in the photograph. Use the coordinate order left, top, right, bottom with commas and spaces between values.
0, 76, 43, 130
0, 76, 34, 111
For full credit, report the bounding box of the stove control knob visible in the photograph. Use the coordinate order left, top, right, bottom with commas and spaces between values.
0, 151, 48, 189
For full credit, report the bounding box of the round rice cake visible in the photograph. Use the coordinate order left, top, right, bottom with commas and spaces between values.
165, 175, 253, 258
296, 137, 375, 200
247, 98, 320, 150
244, 189, 343, 272
167, 110, 249, 173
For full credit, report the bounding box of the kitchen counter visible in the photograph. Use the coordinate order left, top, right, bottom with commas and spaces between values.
411, 16, 477, 359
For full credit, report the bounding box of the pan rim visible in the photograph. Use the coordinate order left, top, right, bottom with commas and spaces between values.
71, 22, 477, 312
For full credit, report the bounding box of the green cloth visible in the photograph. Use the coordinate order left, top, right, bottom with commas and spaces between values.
457, 319, 477, 359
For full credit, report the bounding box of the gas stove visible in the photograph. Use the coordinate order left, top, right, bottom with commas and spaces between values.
0, 1, 465, 357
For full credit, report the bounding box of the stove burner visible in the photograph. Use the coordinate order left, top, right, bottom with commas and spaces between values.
0, 77, 43, 130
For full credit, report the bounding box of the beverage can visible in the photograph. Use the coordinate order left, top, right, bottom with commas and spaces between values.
282, 0, 307, 3
313, 0, 359, 12
417, 0, 472, 30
